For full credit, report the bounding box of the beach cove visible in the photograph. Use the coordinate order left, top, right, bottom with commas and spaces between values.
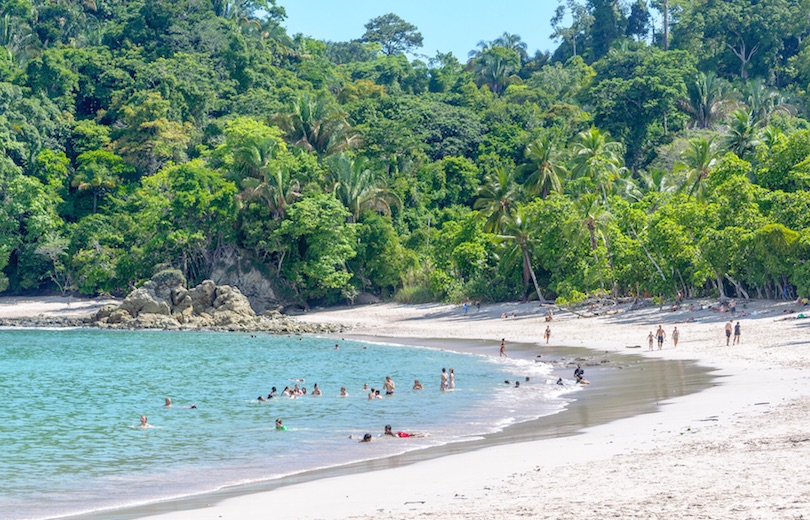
142, 299, 810, 520
2, 297, 809, 519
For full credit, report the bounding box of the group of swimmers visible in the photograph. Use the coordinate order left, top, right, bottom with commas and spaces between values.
257, 382, 326, 401
256, 370, 454, 402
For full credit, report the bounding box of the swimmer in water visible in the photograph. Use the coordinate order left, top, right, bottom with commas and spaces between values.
358, 433, 373, 443
339, 386, 349, 397
384, 424, 425, 438
275, 419, 287, 431
258, 395, 266, 401
413, 379, 423, 390
384, 376, 395, 395
139, 415, 152, 428
312, 383, 322, 396
556, 377, 564, 386
163, 397, 172, 407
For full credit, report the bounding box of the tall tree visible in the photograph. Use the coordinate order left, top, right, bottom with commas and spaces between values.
569, 127, 625, 202
361, 13, 423, 56
675, 136, 719, 201
520, 136, 565, 199
474, 166, 521, 233
498, 205, 547, 302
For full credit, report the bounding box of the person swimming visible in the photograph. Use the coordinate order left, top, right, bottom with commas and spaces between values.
275, 418, 287, 431
412, 379, 423, 390
312, 384, 322, 396
384, 424, 425, 438
163, 398, 172, 408
138, 415, 152, 428
556, 377, 564, 386
339, 386, 348, 397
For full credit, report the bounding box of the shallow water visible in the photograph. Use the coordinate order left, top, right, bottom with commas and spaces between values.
0, 329, 574, 520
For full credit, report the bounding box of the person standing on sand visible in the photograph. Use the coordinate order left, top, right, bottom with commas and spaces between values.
656, 325, 666, 350
733, 321, 741, 344
725, 320, 733, 346
463, 302, 468, 315
499, 338, 508, 357
647, 331, 654, 351
672, 327, 680, 348
544, 325, 551, 344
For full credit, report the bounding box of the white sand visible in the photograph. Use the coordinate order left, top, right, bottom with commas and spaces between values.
0, 295, 119, 319
138, 299, 810, 520
5, 297, 809, 519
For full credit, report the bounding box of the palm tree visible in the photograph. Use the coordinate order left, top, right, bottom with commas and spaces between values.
498, 206, 547, 302
472, 47, 520, 95
474, 166, 521, 233
722, 109, 760, 159
568, 193, 616, 292
679, 72, 733, 130
493, 32, 528, 63
72, 151, 122, 214
569, 127, 625, 203
675, 136, 719, 202
274, 92, 359, 158
637, 167, 678, 195
520, 136, 566, 199
327, 153, 401, 223
234, 136, 300, 218
742, 78, 796, 124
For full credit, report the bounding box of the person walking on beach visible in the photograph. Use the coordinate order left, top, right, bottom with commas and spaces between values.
647, 331, 654, 351
463, 302, 469, 315
544, 325, 551, 344
725, 320, 733, 346
672, 326, 680, 348
656, 325, 666, 350
499, 338, 508, 357
733, 321, 741, 344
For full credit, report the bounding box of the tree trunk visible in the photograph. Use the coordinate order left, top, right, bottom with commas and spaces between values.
715, 271, 727, 299
663, 0, 669, 51
523, 246, 546, 303
724, 273, 750, 300
630, 226, 666, 282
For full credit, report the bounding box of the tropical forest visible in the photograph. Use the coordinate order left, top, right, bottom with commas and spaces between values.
1, 0, 810, 309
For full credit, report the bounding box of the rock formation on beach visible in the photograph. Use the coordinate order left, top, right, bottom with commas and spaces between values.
89, 270, 342, 333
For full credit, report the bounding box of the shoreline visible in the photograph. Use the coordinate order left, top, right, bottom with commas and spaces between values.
138, 299, 810, 520
74, 339, 712, 520
4, 297, 810, 519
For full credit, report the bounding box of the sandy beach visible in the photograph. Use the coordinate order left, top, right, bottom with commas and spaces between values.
3, 297, 809, 519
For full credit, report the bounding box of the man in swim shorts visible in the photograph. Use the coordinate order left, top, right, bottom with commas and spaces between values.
725, 320, 733, 346
656, 325, 666, 350
384, 376, 395, 395
733, 321, 741, 344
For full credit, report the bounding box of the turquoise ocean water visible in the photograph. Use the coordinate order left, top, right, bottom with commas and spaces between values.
0, 329, 576, 520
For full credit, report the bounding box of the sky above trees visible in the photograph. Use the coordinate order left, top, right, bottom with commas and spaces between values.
282, 0, 558, 59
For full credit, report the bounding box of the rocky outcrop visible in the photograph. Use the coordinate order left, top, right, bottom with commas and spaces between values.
210, 249, 279, 313
90, 270, 342, 334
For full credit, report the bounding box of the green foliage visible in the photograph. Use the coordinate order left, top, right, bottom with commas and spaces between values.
1, 0, 809, 305
361, 13, 423, 56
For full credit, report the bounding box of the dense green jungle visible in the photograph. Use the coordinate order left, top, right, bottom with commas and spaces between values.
1, 0, 810, 308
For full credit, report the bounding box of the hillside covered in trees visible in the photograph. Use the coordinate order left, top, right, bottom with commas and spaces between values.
1, 0, 810, 308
